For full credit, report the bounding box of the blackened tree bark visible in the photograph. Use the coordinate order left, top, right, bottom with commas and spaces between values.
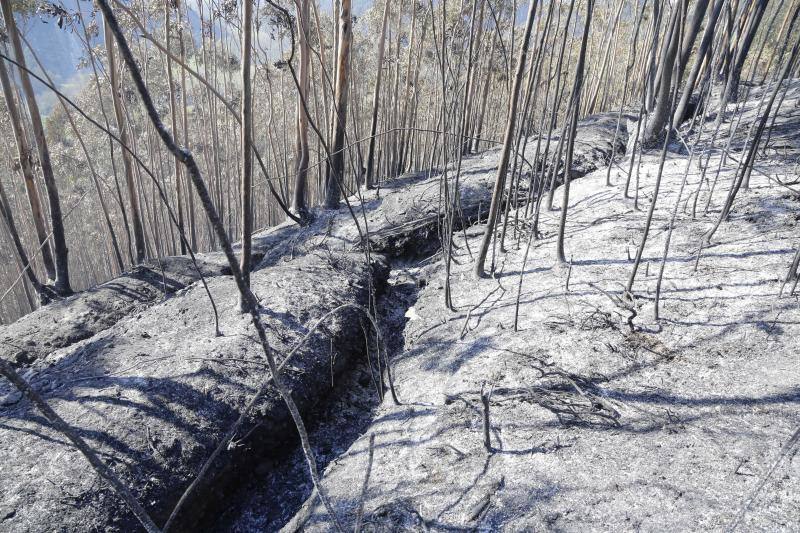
724, 0, 769, 102
474, 0, 540, 278
643, 3, 682, 146
678, 0, 711, 78
704, 19, 800, 244
674, 0, 725, 126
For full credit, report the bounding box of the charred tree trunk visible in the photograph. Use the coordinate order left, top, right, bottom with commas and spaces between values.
474, 0, 539, 278
674, 0, 725, 126
643, 3, 682, 146
724, 0, 768, 102
556, 0, 594, 265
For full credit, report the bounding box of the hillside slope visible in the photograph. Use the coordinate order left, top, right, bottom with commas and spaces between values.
0, 113, 627, 532
264, 84, 800, 532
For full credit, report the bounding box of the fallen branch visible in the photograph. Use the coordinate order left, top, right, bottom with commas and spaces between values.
589, 282, 637, 332
481, 382, 494, 453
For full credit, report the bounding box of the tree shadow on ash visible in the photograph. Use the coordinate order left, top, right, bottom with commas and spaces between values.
0, 331, 252, 459
0, 320, 342, 531
572, 246, 794, 268
393, 334, 497, 375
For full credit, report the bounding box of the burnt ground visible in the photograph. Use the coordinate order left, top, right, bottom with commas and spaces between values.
257, 82, 800, 532
210, 261, 424, 532
0, 251, 389, 531
0, 221, 303, 369
13, 100, 784, 533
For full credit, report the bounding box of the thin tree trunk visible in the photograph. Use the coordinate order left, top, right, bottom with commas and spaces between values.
725, 0, 768, 102
240, 0, 254, 307
21, 37, 125, 275
674, 0, 726, 126
1, 0, 71, 294
474, 0, 539, 278
164, 2, 186, 257
365, 0, 392, 189
0, 44, 55, 283
325, 0, 353, 208
104, 18, 146, 265
556, 0, 595, 265
292, 0, 312, 217
0, 173, 48, 303
704, 22, 800, 243
643, 3, 682, 145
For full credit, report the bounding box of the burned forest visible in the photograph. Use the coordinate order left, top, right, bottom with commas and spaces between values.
1, 0, 799, 530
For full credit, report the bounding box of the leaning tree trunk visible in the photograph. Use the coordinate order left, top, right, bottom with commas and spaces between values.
474, 0, 539, 278
679, 0, 711, 77
724, 0, 768, 102
704, 20, 800, 244
2, 0, 72, 295
644, 0, 663, 111
325, 0, 353, 208
674, 0, 725, 126
586, 0, 624, 115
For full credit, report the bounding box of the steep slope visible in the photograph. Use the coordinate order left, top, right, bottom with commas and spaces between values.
0, 222, 301, 368
0, 112, 628, 531
275, 84, 800, 531
0, 252, 387, 531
